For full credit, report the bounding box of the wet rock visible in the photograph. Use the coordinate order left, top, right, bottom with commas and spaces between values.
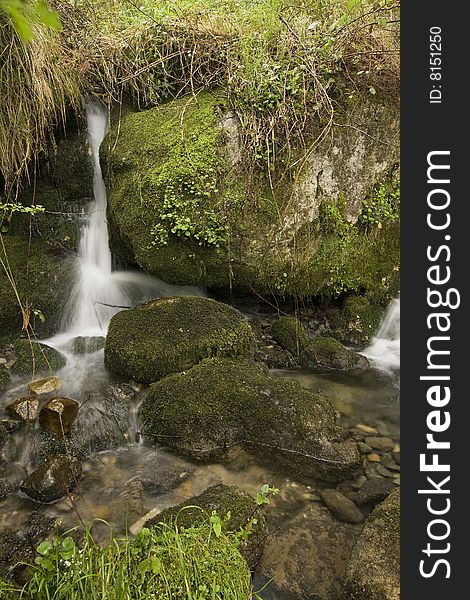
10, 340, 66, 376
254, 345, 297, 369
367, 453, 381, 462
0, 419, 21, 433
107, 383, 136, 403
20, 455, 82, 503
72, 336, 105, 354
354, 423, 378, 435
357, 442, 373, 454
257, 501, 361, 600
38, 390, 128, 460
344, 489, 400, 600
352, 479, 397, 508
39, 397, 79, 434
319, 489, 364, 524
5, 396, 39, 421
367, 436, 395, 452
140, 357, 360, 482
105, 296, 255, 383
28, 376, 60, 395
375, 464, 395, 479
146, 484, 267, 568
0, 479, 13, 500
302, 337, 369, 370
0, 366, 10, 391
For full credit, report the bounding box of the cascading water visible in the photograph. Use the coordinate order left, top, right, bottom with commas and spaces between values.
55, 101, 202, 342
361, 296, 400, 373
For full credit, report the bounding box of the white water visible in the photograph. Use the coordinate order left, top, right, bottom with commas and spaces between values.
361, 297, 400, 373
50, 101, 202, 347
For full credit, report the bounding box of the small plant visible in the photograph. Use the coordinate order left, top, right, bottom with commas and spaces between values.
358, 181, 400, 230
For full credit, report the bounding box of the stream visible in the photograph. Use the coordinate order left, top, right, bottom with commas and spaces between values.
0, 104, 400, 598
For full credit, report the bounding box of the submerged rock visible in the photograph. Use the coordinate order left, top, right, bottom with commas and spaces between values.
105, 296, 255, 383
28, 376, 61, 395
10, 340, 66, 377
20, 455, 82, 503
257, 501, 361, 600
139, 357, 360, 481
145, 484, 267, 568
318, 489, 364, 524
5, 396, 39, 421
72, 336, 105, 354
344, 489, 400, 600
39, 397, 80, 434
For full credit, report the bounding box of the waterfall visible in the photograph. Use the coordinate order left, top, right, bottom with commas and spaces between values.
58, 101, 202, 340
362, 296, 400, 372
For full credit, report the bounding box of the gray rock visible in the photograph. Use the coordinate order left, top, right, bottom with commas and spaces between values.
72, 336, 105, 354
351, 478, 396, 507
319, 489, 364, 524
20, 455, 82, 503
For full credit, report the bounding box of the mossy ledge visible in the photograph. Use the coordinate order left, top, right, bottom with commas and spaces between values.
104, 296, 255, 383
139, 357, 360, 481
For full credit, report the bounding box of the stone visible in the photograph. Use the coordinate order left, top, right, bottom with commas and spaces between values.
10, 340, 66, 376
0, 419, 21, 433
0, 479, 14, 501
302, 336, 369, 370
257, 501, 362, 600
28, 376, 61, 395
140, 357, 360, 481
105, 296, 255, 383
72, 336, 105, 354
367, 453, 381, 462
0, 366, 10, 391
0, 423, 8, 450
20, 455, 82, 503
375, 464, 395, 479
39, 397, 80, 434
351, 478, 396, 508
357, 442, 373, 453
145, 484, 267, 569
318, 489, 364, 524
344, 490, 400, 600
5, 396, 39, 421
355, 423, 378, 435
367, 436, 395, 452
0, 358, 6, 366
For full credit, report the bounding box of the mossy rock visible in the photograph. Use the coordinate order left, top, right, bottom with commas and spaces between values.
103, 92, 400, 300
302, 337, 369, 370
105, 296, 255, 383
146, 484, 267, 569
344, 489, 400, 600
8, 132, 93, 252
331, 295, 386, 347
0, 236, 75, 336
271, 316, 309, 358
72, 336, 105, 354
0, 366, 10, 391
9, 340, 66, 377
139, 357, 360, 481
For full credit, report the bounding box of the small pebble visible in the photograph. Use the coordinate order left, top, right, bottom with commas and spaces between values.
354, 423, 378, 435
367, 453, 381, 462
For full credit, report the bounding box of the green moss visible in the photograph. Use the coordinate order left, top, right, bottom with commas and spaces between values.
302, 336, 368, 370
10, 340, 66, 376
139, 357, 360, 481
271, 316, 309, 357
0, 367, 10, 391
0, 236, 75, 336
105, 296, 255, 383
331, 295, 385, 346
148, 484, 267, 569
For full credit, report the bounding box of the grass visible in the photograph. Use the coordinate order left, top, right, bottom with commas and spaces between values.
0, 514, 253, 600
0, 0, 400, 191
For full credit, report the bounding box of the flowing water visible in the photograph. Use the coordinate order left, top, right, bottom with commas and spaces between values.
0, 103, 400, 598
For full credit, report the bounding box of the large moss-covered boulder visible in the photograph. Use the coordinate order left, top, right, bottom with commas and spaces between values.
103, 92, 399, 303
9, 340, 66, 376
105, 296, 255, 383
0, 236, 74, 336
344, 489, 400, 600
139, 357, 360, 481
146, 484, 267, 568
